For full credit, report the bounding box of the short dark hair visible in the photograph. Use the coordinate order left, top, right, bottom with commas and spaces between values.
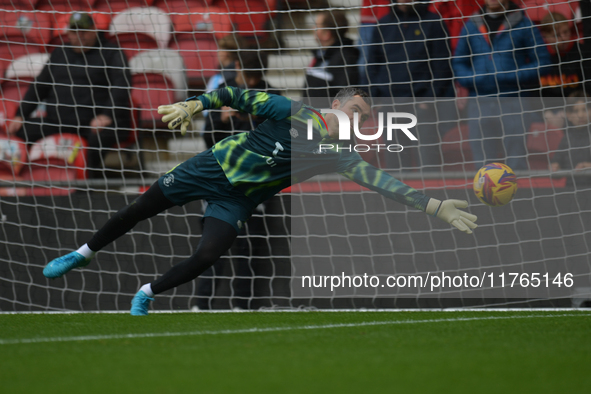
334, 88, 370, 106
539, 12, 569, 35
69, 12, 95, 30
217, 34, 247, 63
318, 10, 349, 41
237, 51, 268, 80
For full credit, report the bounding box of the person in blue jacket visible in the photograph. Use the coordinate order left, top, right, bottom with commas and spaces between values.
453, 0, 552, 170
366, 0, 453, 170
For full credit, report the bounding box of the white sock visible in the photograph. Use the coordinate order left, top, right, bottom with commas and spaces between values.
76, 244, 96, 260
140, 283, 154, 298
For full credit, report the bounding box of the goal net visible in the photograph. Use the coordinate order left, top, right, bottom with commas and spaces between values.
1, 0, 590, 311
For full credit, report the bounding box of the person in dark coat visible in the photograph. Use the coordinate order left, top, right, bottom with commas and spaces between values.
453, 0, 552, 170
7, 12, 132, 177
539, 12, 589, 99
367, 0, 453, 99
367, 0, 453, 170
537, 12, 591, 131
304, 10, 359, 103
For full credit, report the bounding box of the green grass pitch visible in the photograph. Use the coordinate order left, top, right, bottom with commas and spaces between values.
1, 310, 590, 394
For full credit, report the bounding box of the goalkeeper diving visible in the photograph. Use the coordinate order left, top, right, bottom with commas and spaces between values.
43, 87, 478, 315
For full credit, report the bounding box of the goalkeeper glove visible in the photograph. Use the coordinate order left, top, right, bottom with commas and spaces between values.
426, 199, 478, 234
157, 99, 204, 135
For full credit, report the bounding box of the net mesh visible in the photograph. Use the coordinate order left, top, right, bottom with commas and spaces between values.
1, 0, 590, 311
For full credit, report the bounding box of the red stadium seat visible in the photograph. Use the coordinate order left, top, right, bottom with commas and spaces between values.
164, 4, 232, 86
0, 135, 28, 195
27, 134, 88, 174
220, 0, 276, 38
519, 0, 579, 23
130, 50, 185, 128
430, 0, 484, 52
131, 73, 177, 128
2, 0, 37, 10
49, 13, 74, 47
108, 7, 171, 60
168, 5, 233, 38
23, 133, 88, 195
35, 0, 95, 12
0, 53, 49, 133
169, 35, 218, 85
0, 80, 30, 133
108, 32, 160, 60
153, 0, 211, 14
0, 11, 53, 76
360, 0, 391, 25
0, 136, 27, 178
93, 0, 155, 14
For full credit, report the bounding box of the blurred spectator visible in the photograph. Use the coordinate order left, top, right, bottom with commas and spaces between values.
6, 12, 131, 178
550, 91, 591, 185
367, 0, 453, 170
429, 0, 484, 52
453, 0, 552, 170
203, 51, 280, 149
357, 0, 390, 86
538, 12, 590, 131
582, 0, 591, 74
303, 10, 359, 102
539, 12, 589, 99
368, 0, 453, 99
204, 34, 247, 94
551, 91, 591, 171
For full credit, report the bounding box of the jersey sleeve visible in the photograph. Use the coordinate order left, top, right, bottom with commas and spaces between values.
339, 159, 430, 211
196, 86, 293, 121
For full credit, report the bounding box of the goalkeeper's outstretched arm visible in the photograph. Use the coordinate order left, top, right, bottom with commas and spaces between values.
340, 161, 478, 234
158, 87, 292, 134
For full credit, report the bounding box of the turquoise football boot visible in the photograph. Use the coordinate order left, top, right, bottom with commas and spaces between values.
43, 251, 91, 279
130, 290, 154, 316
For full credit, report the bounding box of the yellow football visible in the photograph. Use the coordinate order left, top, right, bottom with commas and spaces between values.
473, 163, 518, 207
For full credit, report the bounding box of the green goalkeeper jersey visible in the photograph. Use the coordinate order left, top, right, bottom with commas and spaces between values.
195, 87, 430, 211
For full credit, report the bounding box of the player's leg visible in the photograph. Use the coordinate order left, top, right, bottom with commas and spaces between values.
43, 182, 175, 278
87, 182, 174, 251
130, 217, 238, 315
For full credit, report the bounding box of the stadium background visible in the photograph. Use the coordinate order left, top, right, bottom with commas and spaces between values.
1, 0, 590, 311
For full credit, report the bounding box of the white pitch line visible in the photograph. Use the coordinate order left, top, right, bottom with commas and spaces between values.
1, 313, 589, 345
1, 308, 589, 314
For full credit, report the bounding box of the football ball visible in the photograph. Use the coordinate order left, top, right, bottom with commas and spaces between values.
473, 163, 518, 207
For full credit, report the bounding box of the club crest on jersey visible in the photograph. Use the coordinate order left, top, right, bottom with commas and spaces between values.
289, 128, 299, 138
237, 220, 243, 229
312, 146, 329, 154
163, 174, 174, 187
